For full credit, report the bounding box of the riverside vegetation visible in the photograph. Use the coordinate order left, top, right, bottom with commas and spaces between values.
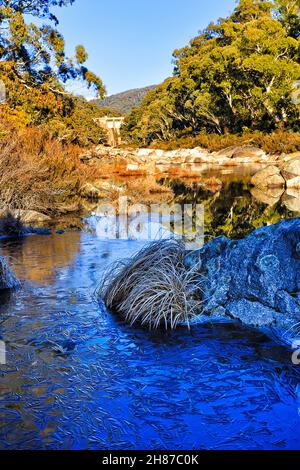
0, 1, 300, 292
1, 0, 300, 453
0, 0, 299, 228
121, 0, 300, 146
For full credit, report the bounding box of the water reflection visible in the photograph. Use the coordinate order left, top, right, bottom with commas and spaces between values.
0, 232, 81, 284
1, 167, 300, 450
169, 179, 299, 240
0, 233, 300, 450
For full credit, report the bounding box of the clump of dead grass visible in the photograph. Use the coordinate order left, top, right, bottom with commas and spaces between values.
98, 240, 203, 330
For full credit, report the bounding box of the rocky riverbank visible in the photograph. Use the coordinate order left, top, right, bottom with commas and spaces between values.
1, 144, 299, 232
81, 144, 300, 170
251, 155, 300, 189
101, 217, 300, 346
250, 155, 300, 210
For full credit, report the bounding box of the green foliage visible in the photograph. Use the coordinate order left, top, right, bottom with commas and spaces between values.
0, 0, 105, 96
149, 129, 300, 154
123, 0, 300, 145
45, 98, 121, 147
0, 0, 110, 147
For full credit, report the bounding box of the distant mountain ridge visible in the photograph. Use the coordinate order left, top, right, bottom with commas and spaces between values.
94, 85, 157, 114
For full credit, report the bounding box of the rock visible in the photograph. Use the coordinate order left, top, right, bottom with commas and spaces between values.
232, 146, 266, 160
94, 181, 124, 193
0, 256, 20, 290
251, 165, 285, 188
163, 150, 177, 158
185, 155, 208, 164
213, 146, 238, 159
185, 218, 300, 345
282, 156, 300, 181
250, 187, 284, 206
126, 164, 141, 172
137, 148, 155, 157
81, 180, 124, 199
286, 187, 300, 199
286, 176, 300, 189
282, 152, 300, 163
80, 183, 103, 199
209, 155, 233, 165
212, 145, 265, 161
12, 210, 51, 224
152, 149, 165, 158
80, 153, 93, 162
185, 150, 210, 163
226, 300, 277, 327
282, 190, 300, 213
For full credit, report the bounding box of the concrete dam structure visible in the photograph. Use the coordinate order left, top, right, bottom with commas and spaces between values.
95, 116, 125, 147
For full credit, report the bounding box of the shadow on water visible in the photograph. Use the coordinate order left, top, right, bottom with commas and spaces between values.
1, 169, 300, 450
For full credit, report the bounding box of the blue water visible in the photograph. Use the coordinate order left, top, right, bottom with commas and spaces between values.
1, 232, 300, 450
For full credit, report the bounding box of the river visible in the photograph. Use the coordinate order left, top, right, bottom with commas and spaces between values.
1, 167, 300, 450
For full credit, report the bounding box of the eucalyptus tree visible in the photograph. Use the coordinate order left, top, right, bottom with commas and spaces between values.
123, 0, 300, 144
0, 0, 105, 125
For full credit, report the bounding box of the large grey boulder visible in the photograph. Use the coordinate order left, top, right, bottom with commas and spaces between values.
0, 257, 20, 290
185, 218, 300, 345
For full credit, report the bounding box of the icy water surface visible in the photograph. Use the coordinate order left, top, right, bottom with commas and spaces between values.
1, 232, 300, 450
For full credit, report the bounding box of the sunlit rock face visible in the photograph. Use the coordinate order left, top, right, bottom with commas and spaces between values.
185, 218, 300, 345
0, 256, 20, 290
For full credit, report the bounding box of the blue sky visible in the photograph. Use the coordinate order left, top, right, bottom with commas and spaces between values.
53, 0, 237, 97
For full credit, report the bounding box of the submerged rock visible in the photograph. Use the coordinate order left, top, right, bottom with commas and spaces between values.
185, 218, 300, 345
0, 257, 20, 290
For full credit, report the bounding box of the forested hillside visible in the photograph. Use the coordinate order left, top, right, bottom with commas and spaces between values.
94, 85, 157, 114
122, 0, 300, 146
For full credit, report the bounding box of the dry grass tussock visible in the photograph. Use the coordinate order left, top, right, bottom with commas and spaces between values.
98, 240, 203, 330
